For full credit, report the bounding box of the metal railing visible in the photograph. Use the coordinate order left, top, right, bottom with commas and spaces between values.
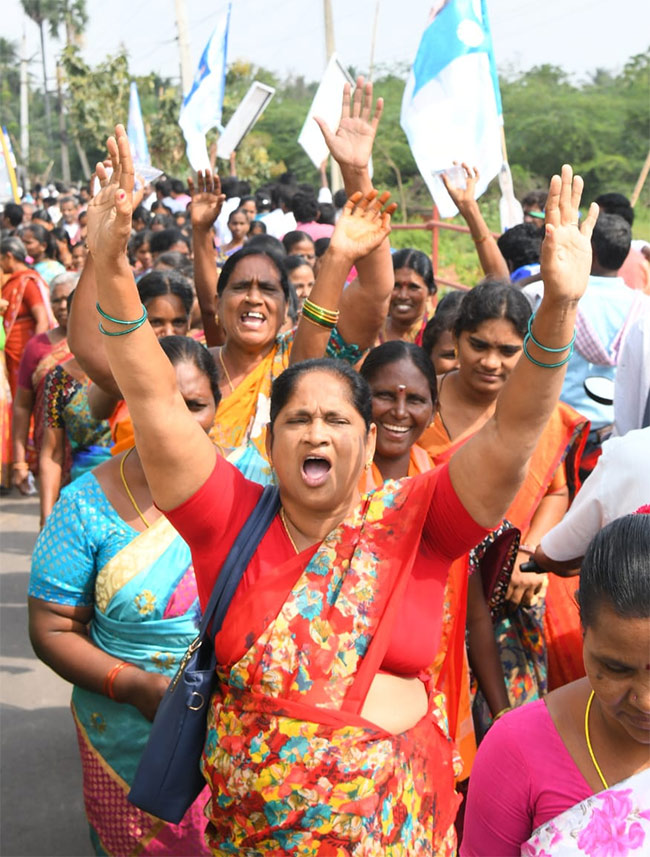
391, 206, 499, 292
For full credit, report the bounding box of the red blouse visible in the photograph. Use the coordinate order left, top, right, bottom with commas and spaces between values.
165, 455, 487, 678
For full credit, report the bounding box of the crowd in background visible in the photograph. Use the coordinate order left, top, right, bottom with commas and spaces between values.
1, 79, 649, 857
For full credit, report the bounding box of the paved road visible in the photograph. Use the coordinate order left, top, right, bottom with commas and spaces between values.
1, 494, 89, 857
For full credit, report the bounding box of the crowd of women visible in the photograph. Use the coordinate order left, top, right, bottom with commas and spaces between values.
1, 78, 648, 856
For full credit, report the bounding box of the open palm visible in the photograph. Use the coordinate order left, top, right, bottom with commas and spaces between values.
188, 171, 225, 230
330, 191, 397, 261
86, 126, 134, 261
314, 77, 383, 171
540, 166, 599, 303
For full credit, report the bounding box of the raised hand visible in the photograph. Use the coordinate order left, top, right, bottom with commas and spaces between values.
86, 124, 134, 263
329, 190, 397, 262
540, 165, 599, 304
188, 171, 225, 231
441, 162, 479, 212
314, 76, 383, 172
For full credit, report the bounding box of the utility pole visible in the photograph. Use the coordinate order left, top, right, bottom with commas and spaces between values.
56, 63, 71, 185
368, 0, 381, 82
322, 0, 342, 193
174, 0, 193, 97
323, 0, 335, 64
20, 30, 29, 171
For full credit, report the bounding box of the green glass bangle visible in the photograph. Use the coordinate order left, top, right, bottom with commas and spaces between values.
98, 315, 148, 337
523, 333, 573, 369
527, 315, 576, 353
301, 306, 336, 329
96, 302, 147, 326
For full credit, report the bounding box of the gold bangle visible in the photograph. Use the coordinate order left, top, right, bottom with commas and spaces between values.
302, 298, 339, 322
472, 234, 489, 245
493, 706, 512, 721
12, 461, 30, 471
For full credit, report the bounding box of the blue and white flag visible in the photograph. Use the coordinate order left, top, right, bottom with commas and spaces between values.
400, 0, 503, 217
179, 3, 231, 171
127, 82, 150, 166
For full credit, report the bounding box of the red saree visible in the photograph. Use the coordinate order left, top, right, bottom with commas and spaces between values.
189, 468, 478, 855
360, 444, 478, 781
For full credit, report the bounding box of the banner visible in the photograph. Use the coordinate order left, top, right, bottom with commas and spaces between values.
179, 2, 231, 171
400, 0, 503, 218
217, 81, 275, 160
298, 53, 354, 169
127, 82, 150, 167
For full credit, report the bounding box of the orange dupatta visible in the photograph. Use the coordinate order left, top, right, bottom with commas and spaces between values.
421, 401, 590, 691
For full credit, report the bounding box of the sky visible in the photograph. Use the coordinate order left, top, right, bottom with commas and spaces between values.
6, 0, 650, 94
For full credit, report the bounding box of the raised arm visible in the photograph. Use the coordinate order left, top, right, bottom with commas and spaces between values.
290, 190, 396, 365
188, 171, 225, 347
449, 166, 598, 527
441, 164, 510, 280
87, 125, 215, 510
66, 254, 122, 397
315, 78, 394, 349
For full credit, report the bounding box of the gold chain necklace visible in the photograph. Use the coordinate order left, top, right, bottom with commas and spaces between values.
218, 348, 235, 394
280, 508, 300, 554
119, 447, 151, 529
585, 690, 609, 790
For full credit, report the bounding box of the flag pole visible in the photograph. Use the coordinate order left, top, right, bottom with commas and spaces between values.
630, 149, 650, 207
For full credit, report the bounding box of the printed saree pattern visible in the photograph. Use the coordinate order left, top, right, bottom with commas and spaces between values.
71, 515, 210, 856
202, 473, 461, 856
521, 769, 650, 857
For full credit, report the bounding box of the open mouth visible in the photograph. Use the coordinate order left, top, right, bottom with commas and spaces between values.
240, 311, 265, 328
301, 456, 332, 487
392, 303, 413, 313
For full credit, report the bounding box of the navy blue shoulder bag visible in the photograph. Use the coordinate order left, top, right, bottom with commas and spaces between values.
128, 484, 280, 823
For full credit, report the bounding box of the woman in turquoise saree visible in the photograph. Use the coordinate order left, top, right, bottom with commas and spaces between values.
28, 337, 220, 856
461, 512, 650, 856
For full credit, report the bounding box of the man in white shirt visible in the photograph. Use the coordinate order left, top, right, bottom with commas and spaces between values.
533, 427, 650, 572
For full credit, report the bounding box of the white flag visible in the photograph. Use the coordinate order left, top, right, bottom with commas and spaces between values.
179, 3, 231, 172
400, 0, 503, 218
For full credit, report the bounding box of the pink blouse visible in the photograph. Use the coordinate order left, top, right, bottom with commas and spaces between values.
461, 699, 593, 856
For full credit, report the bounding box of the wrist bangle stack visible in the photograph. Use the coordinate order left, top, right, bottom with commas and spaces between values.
301, 299, 339, 331
96, 302, 148, 337
103, 661, 136, 699
522, 314, 576, 369
13, 461, 29, 471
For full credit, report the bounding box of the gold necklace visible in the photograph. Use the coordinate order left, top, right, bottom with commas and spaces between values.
119, 447, 151, 529
585, 690, 609, 790
280, 508, 300, 554
218, 348, 235, 394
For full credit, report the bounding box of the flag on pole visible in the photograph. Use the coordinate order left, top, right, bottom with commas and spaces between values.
127, 82, 150, 166
179, 3, 231, 172
400, 0, 504, 218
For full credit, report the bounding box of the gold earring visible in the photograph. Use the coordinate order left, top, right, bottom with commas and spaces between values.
365, 460, 372, 470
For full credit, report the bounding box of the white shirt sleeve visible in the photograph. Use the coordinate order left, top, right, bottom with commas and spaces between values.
541, 428, 650, 560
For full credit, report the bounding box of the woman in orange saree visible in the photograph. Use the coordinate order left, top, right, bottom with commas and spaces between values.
421, 281, 589, 734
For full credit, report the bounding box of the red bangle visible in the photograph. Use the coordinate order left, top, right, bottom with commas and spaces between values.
103, 661, 136, 700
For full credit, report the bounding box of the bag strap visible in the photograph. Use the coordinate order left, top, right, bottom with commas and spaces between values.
198, 484, 280, 641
